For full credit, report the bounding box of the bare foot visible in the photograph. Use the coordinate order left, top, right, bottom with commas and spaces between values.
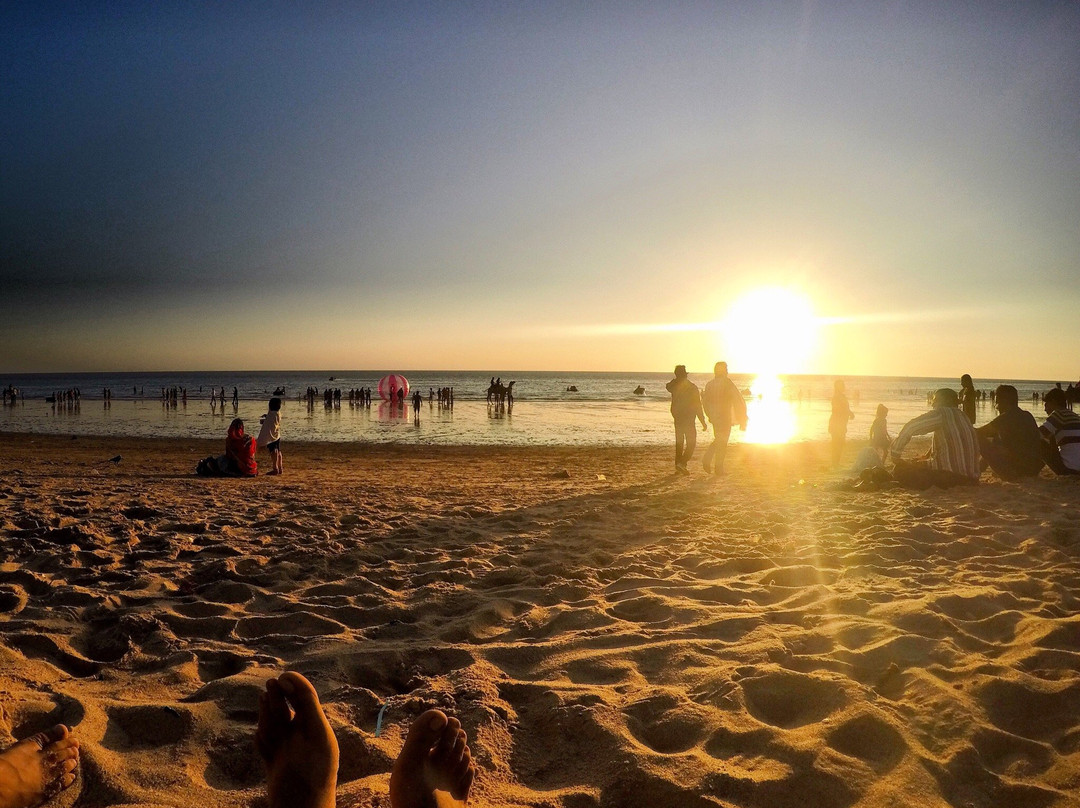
390, 710, 475, 808
0, 724, 79, 808
256, 672, 339, 808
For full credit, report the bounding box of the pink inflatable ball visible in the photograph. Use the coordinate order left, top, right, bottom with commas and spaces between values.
377, 374, 410, 402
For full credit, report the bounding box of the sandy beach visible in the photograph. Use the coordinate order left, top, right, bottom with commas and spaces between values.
1, 432, 1079, 807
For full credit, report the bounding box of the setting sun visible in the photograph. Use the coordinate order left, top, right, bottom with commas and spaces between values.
720, 287, 817, 445
719, 287, 819, 376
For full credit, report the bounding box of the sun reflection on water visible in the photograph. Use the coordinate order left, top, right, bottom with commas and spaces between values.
741, 375, 797, 445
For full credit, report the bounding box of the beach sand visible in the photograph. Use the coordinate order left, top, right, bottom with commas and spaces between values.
1, 432, 1079, 807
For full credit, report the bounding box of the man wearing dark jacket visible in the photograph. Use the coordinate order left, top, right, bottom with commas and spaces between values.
975, 385, 1044, 479
666, 365, 707, 475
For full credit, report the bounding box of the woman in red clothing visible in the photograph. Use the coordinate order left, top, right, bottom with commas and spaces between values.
225, 418, 258, 477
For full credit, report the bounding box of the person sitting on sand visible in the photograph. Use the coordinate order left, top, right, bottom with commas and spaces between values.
666, 365, 707, 475
975, 385, 1044, 480
1039, 387, 1080, 476
257, 671, 475, 808
0, 723, 80, 808
225, 418, 258, 477
889, 387, 980, 488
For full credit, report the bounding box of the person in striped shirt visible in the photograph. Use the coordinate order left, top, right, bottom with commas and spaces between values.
1039, 387, 1080, 475
889, 387, 981, 488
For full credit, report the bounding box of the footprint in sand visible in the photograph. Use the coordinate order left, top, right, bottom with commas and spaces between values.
7, 633, 101, 678
623, 693, 710, 754
203, 728, 266, 789
969, 726, 1055, 778
103, 704, 192, 749
739, 670, 849, 729
234, 612, 347, 640
825, 711, 908, 773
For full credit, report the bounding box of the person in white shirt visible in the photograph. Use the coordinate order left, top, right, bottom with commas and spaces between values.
257, 397, 284, 476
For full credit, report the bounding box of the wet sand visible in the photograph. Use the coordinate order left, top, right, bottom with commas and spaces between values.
1, 432, 1079, 807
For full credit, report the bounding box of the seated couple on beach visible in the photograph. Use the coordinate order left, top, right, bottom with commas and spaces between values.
873, 385, 1078, 489
2, 672, 474, 808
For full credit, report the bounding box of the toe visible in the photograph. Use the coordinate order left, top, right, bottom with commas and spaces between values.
256, 680, 292, 760
400, 710, 448, 759
451, 765, 475, 801
30, 724, 70, 749
277, 672, 327, 734
450, 732, 467, 764
432, 717, 459, 759
452, 745, 471, 780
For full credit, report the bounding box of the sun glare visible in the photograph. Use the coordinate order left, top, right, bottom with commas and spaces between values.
741, 374, 797, 444
719, 287, 819, 376
721, 287, 817, 445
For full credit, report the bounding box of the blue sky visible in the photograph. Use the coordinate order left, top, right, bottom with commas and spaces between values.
2, 2, 1078, 378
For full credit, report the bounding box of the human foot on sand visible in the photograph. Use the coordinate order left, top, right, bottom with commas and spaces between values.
257, 672, 339, 808
390, 710, 475, 808
0, 724, 80, 808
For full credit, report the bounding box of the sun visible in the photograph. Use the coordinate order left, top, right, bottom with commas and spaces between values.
719, 287, 819, 376
719, 287, 819, 444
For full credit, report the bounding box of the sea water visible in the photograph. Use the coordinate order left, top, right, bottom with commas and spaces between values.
0, 370, 1066, 447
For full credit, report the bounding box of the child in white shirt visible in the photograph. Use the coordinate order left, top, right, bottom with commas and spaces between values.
257, 397, 283, 475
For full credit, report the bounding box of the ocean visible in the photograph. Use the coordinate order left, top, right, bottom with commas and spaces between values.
0, 370, 1066, 447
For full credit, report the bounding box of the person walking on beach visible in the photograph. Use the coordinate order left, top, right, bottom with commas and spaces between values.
701, 361, 747, 475
666, 365, 707, 475
829, 379, 854, 467
959, 374, 977, 424
975, 385, 1044, 480
1039, 387, 1080, 475
257, 397, 284, 476
889, 387, 980, 488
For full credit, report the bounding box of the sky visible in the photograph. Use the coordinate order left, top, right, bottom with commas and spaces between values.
2, 1, 1078, 378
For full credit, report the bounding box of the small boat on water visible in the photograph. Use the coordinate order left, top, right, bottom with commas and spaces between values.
633, 386, 645, 395
566, 385, 578, 392
273, 387, 286, 396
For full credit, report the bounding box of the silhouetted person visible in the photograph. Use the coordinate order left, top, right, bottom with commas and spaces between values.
829, 379, 854, 467
1039, 387, 1080, 475
870, 404, 891, 464
959, 374, 977, 424
701, 361, 747, 475
890, 388, 980, 488
666, 365, 706, 474
975, 385, 1044, 479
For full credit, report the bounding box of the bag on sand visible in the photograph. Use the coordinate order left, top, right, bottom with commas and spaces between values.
196, 455, 225, 477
